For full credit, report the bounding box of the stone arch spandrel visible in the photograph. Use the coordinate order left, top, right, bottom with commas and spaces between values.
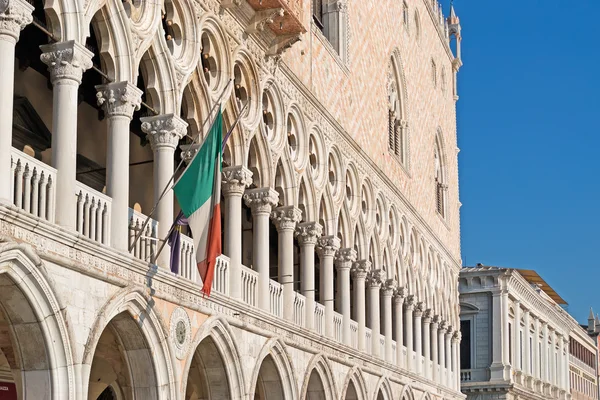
299, 353, 338, 400
372, 376, 393, 400
249, 338, 297, 400
181, 316, 245, 400
0, 242, 76, 399
340, 366, 368, 400
82, 287, 176, 400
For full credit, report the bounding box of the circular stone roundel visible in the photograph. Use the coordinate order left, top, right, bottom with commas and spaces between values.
170, 307, 191, 359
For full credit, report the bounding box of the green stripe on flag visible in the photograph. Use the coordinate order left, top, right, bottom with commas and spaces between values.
174, 112, 223, 217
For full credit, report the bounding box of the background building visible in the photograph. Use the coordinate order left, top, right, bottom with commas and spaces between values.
0, 0, 464, 398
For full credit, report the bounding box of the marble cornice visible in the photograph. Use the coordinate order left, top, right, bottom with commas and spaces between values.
0, 203, 463, 399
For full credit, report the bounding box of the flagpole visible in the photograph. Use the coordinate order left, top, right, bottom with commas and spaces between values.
128, 80, 232, 254
153, 99, 250, 265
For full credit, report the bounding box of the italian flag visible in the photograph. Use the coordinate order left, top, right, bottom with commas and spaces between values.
174, 112, 222, 296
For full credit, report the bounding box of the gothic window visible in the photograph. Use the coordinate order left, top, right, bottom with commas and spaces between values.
434, 132, 447, 218
402, 2, 409, 29
432, 59, 437, 87
441, 68, 447, 93
387, 58, 408, 166
313, 1, 349, 63
460, 320, 471, 369
313, 0, 324, 30
414, 11, 421, 40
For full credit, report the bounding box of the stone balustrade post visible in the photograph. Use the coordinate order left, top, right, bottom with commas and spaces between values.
40, 41, 93, 229
335, 248, 357, 346
316, 236, 340, 338
295, 222, 322, 330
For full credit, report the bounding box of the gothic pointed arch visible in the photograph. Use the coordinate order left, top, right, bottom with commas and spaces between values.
182, 316, 244, 399
373, 376, 393, 400
274, 155, 296, 207
353, 220, 367, 259
434, 129, 448, 218
0, 243, 75, 399
340, 366, 368, 400
249, 338, 297, 400
298, 174, 317, 222
300, 353, 338, 400
137, 37, 179, 113
83, 288, 176, 400
398, 384, 416, 400
318, 189, 336, 236
246, 129, 272, 189
336, 205, 352, 248
387, 49, 410, 166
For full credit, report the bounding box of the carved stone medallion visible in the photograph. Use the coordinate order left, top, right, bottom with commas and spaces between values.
170, 307, 191, 359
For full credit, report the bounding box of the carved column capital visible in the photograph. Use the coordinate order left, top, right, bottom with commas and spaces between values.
452, 331, 461, 343
141, 114, 188, 151
432, 314, 441, 326
366, 269, 383, 289
295, 222, 322, 246
270, 205, 302, 232
423, 309, 433, 322
439, 320, 448, 333
243, 187, 278, 216
96, 81, 142, 119
221, 166, 252, 197
335, 248, 357, 270
0, 0, 33, 41
40, 40, 93, 84
351, 261, 369, 281
316, 235, 340, 258
414, 301, 425, 317
404, 295, 415, 310
381, 279, 396, 297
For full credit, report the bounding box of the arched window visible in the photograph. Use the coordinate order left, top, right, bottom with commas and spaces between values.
387, 56, 408, 166
312, 0, 349, 62
434, 132, 447, 217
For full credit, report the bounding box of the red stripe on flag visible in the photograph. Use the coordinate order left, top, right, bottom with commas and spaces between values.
198, 202, 221, 296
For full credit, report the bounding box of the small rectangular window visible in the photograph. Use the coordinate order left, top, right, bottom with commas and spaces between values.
460, 320, 471, 369
313, 0, 324, 30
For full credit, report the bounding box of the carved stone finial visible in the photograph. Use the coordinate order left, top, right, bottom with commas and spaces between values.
40, 40, 93, 84
295, 222, 323, 246
180, 143, 200, 165
243, 187, 279, 216
96, 81, 142, 119
140, 114, 188, 151
335, 248, 357, 269
221, 166, 253, 196
316, 235, 340, 258
270, 205, 302, 232
0, 0, 33, 40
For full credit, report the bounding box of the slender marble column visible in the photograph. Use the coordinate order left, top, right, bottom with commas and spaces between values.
40, 41, 93, 229
271, 205, 302, 321
514, 300, 522, 371
423, 309, 432, 379
405, 295, 415, 371
431, 315, 440, 383
453, 331, 461, 390
523, 309, 531, 375
562, 338, 568, 390
316, 236, 340, 338
534, 317, 541, 379
414, 302, 424, 375
438, 321, 447, 385
243, 188, 278, 311
491, 289, 510, 380
335, 248, 357, 346
295, 222, 322, 330
366, 269, 383, 358
96, 82, 142, 250
501, 290, 510, 368
542, 322, 549, 382
445, 326, 453, 388
351, 261, 369, 351
220, 166, 252, 299
141, 114, 187, 266
0, 0, 33, 202
550, 329, 556, 385
394, 287, 406, 367
381, 279, 395, 362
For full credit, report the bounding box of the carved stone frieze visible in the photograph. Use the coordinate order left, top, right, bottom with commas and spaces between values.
243, 187, 278, 215
0, 0, 33, 40
140, 114, 188, 151
40, 40, 94, 84
295, 222, 322, 246
221, 166, 253, 196
96, 81, 142, 119
270, 205, 301, 232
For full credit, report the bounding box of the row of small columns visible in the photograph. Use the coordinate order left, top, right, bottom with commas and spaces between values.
490, 290, 569, 391
0, 5, 461, 389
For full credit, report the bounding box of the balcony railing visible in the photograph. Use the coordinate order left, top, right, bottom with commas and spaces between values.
350, 320, 358, 348
380, 334, 385, 358
314, 303, 325, 335
128, 208, 158, 263
269, 279, 283, 317
293, 292, 306, 327
212, 255, 229, 295
75, 182, 111, 245
241, 265, 258, 307
10, 148, 56, 222
365, 328, 372, 355
333, 311, 343, 342
178, 233, 198, 282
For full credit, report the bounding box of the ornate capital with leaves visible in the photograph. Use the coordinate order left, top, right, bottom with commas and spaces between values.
96, 81, 142, 119
335, 248, 357, 270
295, 222, 323, 246
271, 205, 302, 232
40, 40, 93, 84
0, 0, 33, 41
221, 166, 253, 196
141, 114, 188, 151
316, 235, 340, 258
243, 187, 279, 216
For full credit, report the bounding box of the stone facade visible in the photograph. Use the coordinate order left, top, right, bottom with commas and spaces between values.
0, 0, 464, 398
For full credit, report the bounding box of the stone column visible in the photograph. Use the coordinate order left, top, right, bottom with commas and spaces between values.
295, 222, 322, 330
141, 114, 187, 266
351, 261, 369, 351
491, 289, 510, 380
243, 188, 278, 311
453, 331, 461, 390
523, 309, 531, 375
534, 317, 540, 379
542, 322, 548, 382
438, 321, 447, 385
423, 309, 432, 379
550, 329, 556, 385
271, 205, 302, 321
316, 236, 340, 338
514, 300, 522, 371
394, 287, 406, 367
562, 338, 569, 390
431, 315, 440, 383
0, 0, 33, 202
381, 279, 394, 363
366, 269, 383, 358
96, 82, 142, 250
445, 326, 453, 388
335, 248, 357, 346
414, 302, 424, 375
221, 166, 252, 299
405, 295, 415, 371
40, 41, 93, 229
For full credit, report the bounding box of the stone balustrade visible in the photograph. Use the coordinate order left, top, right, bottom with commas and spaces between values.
75, 181, 111, 245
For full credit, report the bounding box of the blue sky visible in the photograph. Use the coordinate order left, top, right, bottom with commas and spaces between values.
455, 0, 600, 324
